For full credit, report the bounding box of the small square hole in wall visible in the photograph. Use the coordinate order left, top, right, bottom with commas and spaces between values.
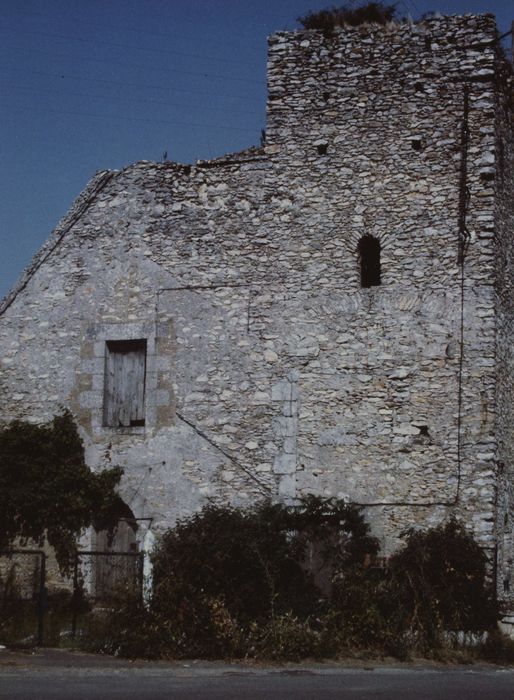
480, 170, 495, 183
103, 339, 147, 428
317, 143, 328, 156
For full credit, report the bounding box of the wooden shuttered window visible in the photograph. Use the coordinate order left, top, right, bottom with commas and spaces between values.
103, 339, 147, 428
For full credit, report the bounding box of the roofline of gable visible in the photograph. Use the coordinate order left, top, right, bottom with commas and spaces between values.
0, 170, 117, 317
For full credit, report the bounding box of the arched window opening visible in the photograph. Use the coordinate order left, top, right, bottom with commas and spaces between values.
358, 235, 381, 288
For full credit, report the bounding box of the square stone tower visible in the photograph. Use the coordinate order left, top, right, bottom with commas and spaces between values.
263, 13, 514, 611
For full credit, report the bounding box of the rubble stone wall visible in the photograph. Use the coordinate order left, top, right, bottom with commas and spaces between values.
494, 49, 514, 608
0, 15, 512, 604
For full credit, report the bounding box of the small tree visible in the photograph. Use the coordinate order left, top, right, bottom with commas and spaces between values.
0, 411, 125, 571
388, 519, 497, 645
298, 3, 398, 32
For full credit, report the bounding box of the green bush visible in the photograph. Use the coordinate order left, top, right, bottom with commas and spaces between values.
147, 497, 377, 658
298, 2, 398, 32
0, 411, 126, 571
387, 520, 497, 648
78, 506, 498, 661
154, 498, 376, 607
152, 502, 315, 626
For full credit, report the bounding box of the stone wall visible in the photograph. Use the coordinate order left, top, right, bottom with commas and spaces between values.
494, 47, 514, 609
262, 14, 504, 561
0, 15, 512, 604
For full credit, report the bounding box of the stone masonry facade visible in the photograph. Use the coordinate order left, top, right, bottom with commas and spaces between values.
1, 15, 513, 611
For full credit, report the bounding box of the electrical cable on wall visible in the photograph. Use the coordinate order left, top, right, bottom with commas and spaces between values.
356, 83, 472, 509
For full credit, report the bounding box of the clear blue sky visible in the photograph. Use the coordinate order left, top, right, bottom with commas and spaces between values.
1, 0, 513, 299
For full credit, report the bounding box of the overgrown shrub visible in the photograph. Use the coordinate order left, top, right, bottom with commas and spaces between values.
298, 2, 398, 32
147, 497, 377, 657
480, 630, 514, 664
152, 502, 314, 625
79, 505, 499, 661
246, 613, 327, 661
154, 497, 378, 610
329, 520, 497, 655
387, 520, 497, 648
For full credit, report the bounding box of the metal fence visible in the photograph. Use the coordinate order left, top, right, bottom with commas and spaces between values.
74, 550, 144, 603
0, 549, 144, 646
0, 549, 46, 645
71, 550, 144, 637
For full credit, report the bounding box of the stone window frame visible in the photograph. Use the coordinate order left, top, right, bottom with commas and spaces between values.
103, 338, 148, 429
81, 321, 160, 436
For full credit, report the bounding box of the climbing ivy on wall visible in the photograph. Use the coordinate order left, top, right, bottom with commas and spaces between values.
0, 411, 125, 571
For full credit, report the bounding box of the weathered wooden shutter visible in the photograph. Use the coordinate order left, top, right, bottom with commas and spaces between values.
94, 521, 139, 600
103, 340, 147, 427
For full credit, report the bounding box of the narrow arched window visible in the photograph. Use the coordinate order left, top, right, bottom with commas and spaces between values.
358, 235, 381, 288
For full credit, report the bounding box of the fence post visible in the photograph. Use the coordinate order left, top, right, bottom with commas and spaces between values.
71, 553, 79, 638
139, 552, 145, 602
36, 553, 46, 646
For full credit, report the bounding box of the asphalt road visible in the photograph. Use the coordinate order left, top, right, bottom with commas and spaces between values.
1, 650, 513, 699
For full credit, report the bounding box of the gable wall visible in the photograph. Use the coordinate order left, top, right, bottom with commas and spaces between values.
0, 16, 509, 579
